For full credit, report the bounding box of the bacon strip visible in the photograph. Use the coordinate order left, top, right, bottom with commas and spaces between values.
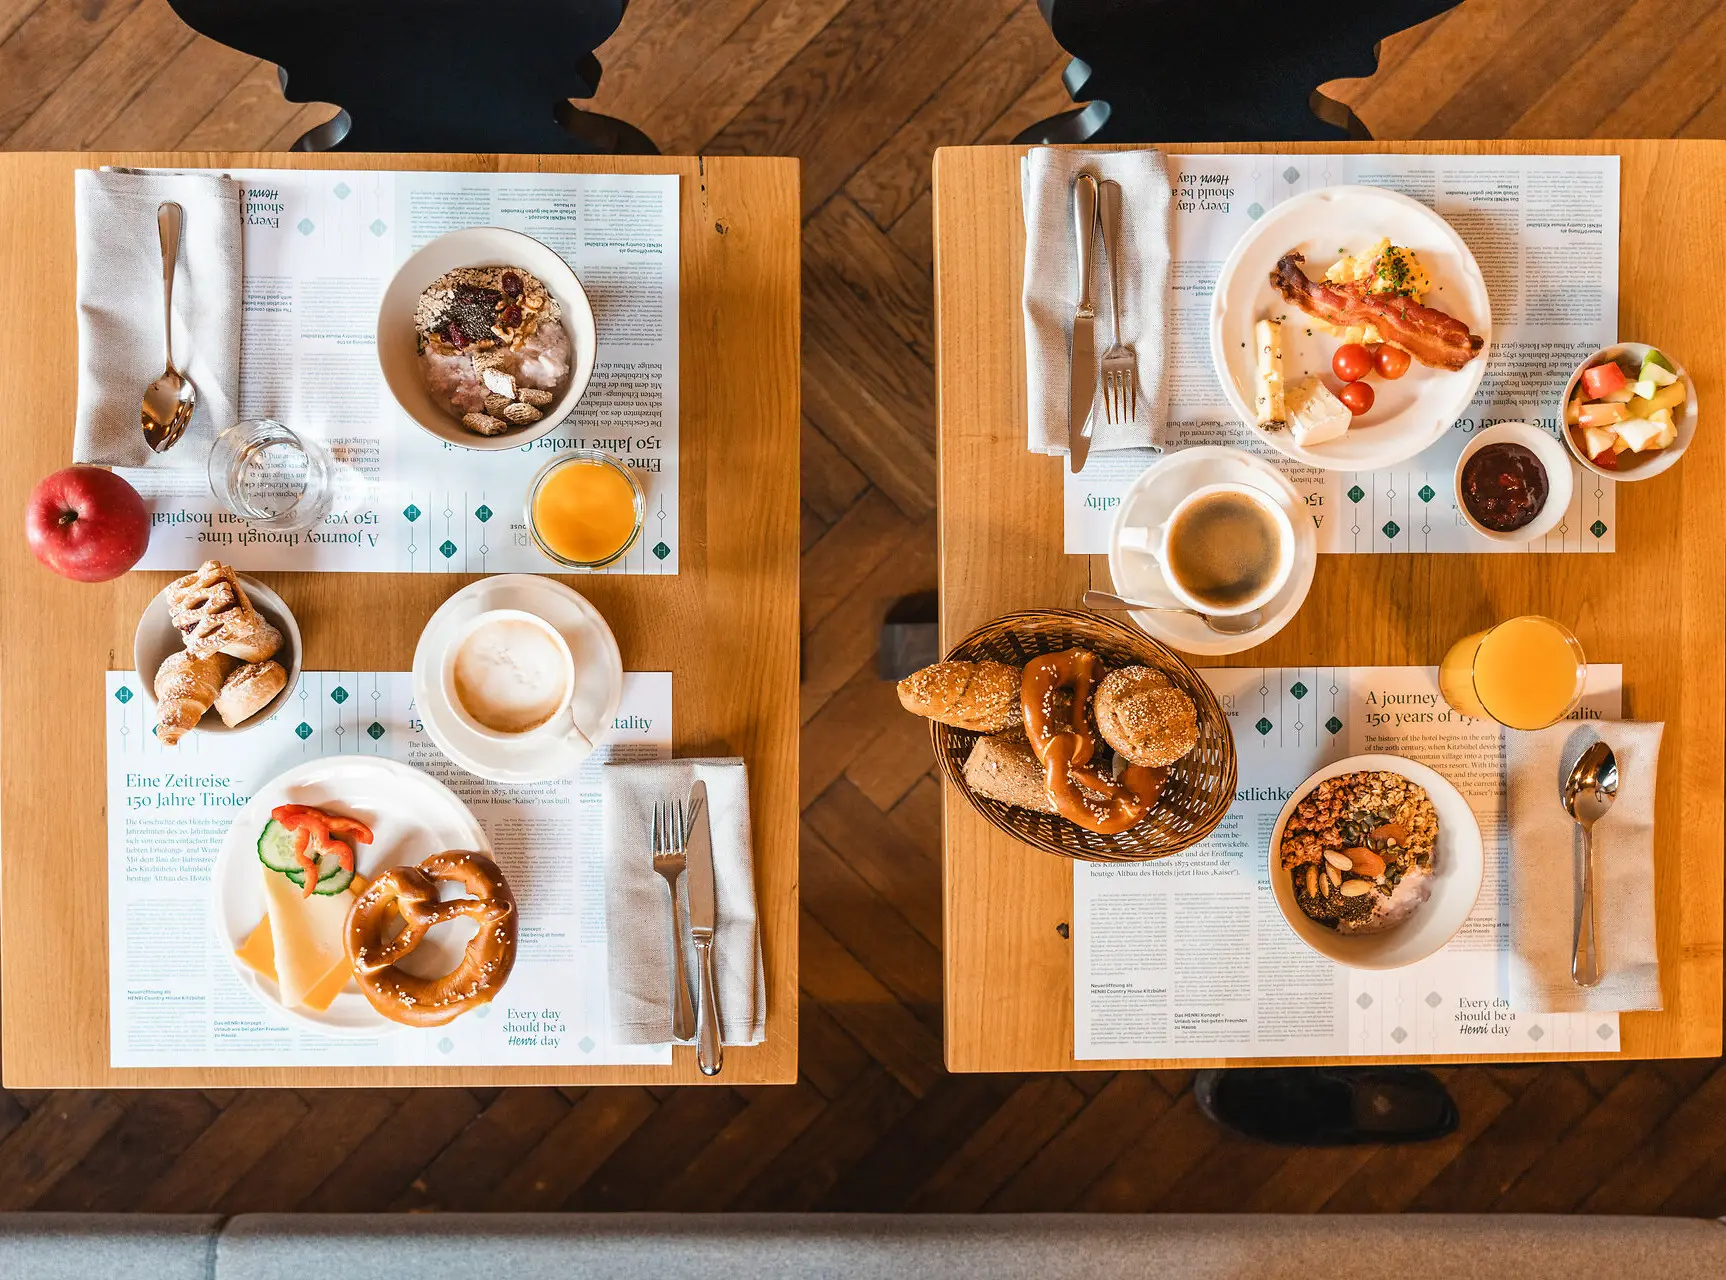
1269, 251, 1484, 372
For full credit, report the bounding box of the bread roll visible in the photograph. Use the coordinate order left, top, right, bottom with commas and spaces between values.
896, 660, 1023, 733
962, 731, 1056, 814
1093, 665, 1199, 768
215, 659, 287, 727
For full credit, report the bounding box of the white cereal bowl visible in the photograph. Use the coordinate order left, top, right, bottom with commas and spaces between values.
133, 573, 302, 735
1453, 421, 1575, 544
376, 227, 597, 452
1267, 754, 1484, 971
1560, 342, 1698, 483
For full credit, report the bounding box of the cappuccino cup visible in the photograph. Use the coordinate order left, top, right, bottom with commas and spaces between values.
441, 608, 589, 746
1115, 482, 1295, 616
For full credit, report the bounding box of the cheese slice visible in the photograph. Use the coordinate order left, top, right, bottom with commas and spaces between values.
235, 911, 355, 1013
1251, 319, 1286, 429
260, 864, 356, 1009
1285, 376, 1352, 448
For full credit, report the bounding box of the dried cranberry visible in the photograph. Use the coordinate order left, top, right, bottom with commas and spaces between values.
446, 322, 468, 349
501, 304, 523, 328
500, 271, 523, 297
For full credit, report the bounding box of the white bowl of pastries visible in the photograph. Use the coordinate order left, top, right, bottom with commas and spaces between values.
134, 560, 302, 743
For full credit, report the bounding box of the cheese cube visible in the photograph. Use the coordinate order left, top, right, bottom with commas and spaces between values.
1285, 377, 1351, 448
1252, 319, 1285, 429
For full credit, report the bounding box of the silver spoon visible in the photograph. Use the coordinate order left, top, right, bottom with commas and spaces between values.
1082, 589, 1266, 636
1562, 739, 1619, 988
141, 201, 196, 453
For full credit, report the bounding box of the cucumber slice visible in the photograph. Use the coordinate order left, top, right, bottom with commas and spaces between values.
284, 851, 355, 896
257, 819, 303, 873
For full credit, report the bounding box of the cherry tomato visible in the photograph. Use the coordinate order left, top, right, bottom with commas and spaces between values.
1338, 380, 1375, 416
1332, 343, 1373, 383
1373, 344, 1412, 380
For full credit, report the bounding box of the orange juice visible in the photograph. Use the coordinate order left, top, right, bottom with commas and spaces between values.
1438, 616, 1585, 729
528, 454, 642, 567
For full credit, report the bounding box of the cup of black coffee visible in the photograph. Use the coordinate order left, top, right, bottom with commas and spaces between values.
1115, 482, 1295, 615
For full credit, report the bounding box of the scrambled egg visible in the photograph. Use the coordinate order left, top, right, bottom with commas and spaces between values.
1317, 238, 1431, 345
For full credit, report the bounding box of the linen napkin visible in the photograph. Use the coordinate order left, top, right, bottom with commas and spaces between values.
74, 167, 244, 470
1506, 721, 1664, 1012
1021, 146, 1172, 455
602, 757, 766, 1045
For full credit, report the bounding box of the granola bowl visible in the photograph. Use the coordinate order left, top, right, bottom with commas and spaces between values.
377, 227, 596, 452
1268, 754, 1483, 970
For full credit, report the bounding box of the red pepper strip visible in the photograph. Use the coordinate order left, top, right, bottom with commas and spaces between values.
271, 804, 370, 895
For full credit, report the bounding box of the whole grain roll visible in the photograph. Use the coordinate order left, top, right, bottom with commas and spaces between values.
896, 660, 1023, 733
961, 731, 1056, 814
1093, 665, 1199, 768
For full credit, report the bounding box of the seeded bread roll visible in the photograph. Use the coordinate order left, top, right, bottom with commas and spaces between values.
896, 660, 1023, 733
1093, 665, 1199, 768
962, 731, 1056, 814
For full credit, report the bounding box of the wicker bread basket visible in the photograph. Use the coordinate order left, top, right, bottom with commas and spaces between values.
933, 610, 1237, 861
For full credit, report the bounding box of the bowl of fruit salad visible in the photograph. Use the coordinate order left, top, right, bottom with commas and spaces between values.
1561, 343, 1696, 482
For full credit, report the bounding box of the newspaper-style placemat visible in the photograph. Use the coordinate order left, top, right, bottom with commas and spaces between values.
117, 169, 681, 574
1064, 153, 1620, 555
1074, 664, 1625, 1061
104, 669, 673, 1068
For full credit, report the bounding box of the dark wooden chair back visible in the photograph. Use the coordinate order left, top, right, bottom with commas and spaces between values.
1015, 0, 1459, 143
167, 0, 657, 153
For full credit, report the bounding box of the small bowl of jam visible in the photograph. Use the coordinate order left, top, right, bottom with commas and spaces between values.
1453, 422, 1574, 545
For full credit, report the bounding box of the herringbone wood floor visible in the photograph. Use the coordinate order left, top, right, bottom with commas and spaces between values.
2, 0, 1724, 1215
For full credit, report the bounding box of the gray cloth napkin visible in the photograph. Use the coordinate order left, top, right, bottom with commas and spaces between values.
602, 757, 766, 1046
1507, 721, 1664, 1012
1021, 147, 1172, 455
74, 168, 243, 470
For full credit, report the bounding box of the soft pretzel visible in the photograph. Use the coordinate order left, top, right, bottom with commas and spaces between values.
1021, 649, 1166, 834
345, 851, 517, 1027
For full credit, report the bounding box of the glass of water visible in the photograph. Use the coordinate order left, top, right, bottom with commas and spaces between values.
207, 419, 334, 532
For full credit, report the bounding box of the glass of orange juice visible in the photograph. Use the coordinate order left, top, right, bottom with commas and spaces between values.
1438, 615, 1587, 730
526, 450, 644, 570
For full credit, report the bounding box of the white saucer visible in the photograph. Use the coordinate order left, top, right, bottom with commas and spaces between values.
211, 755, 489, 1035
412, 574, 623, 784
1105, 445, 1317, 656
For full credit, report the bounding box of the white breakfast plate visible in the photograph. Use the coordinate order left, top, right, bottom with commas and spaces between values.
376, 226, 598, 452
211, 755, 489, 1034
1267, 753, 1484, 971
1106, 446, 1316, 657
412, 574, 622, 784
1210, 184, 1492, 472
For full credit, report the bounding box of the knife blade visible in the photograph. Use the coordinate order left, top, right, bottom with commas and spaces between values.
684, 780, 722, 1075
1068, 172, 1100, 474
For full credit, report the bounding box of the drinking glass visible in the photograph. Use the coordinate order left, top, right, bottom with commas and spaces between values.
207, 419, 334, 532
526, 450, 645, 570
1438, 615, 1587, 730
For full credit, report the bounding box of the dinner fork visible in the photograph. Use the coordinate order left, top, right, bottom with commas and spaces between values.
1097, 179, 1137, 427
651, 799, 697, 1043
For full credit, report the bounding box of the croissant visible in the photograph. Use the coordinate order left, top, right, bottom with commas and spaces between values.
155, 650, 238, 745
167, 560, 283, 661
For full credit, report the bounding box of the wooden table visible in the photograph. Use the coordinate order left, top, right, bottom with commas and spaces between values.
933, 141, 1725, 1072
0, 152, 800, 1087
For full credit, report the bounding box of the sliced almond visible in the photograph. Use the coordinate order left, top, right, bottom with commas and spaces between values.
1323, 849, 1354, 872
1339, 879, 1372, 897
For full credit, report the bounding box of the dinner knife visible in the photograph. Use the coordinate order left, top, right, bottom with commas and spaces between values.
1068, 172, 1100, 474
684, 780, 722, 1075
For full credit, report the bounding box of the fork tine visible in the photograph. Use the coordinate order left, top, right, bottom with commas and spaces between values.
672, 799, 685, 854
1104, 372, 1116, 424
1129, 370, 1137, 418
652, 800, 662, 855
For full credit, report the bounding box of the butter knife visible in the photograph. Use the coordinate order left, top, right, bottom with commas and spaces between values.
685, 780, 722, 1075
1068, 172, 1099, 474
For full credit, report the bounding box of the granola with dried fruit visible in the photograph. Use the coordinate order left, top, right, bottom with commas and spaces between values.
1281, 770, 1439, 933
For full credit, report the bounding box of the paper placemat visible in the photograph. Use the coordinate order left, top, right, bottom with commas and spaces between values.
1074, 664, 1625, 1061
1064, 153, 1621, 555
118, 169, 681, 575
104, 669, 674, 1068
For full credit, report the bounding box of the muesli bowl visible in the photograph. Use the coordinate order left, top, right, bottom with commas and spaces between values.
1268, 753, 1484, 970
377, 227, 597, 452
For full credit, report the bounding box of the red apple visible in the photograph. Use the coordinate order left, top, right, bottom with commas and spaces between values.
25, 466, 150, 582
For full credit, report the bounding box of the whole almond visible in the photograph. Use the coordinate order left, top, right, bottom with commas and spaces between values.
1305, 865, 1318, 898
1323, 849, 1354, 872
1339, 879, 1372, 897
1326, 864, 1342, 889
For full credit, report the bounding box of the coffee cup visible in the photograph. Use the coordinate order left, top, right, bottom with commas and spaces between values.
1115, 482, 1295, 616
440, 608, 592, 747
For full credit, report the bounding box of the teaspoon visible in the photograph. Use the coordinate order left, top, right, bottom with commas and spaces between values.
1562, 739, 1619, 988
140, 201, 196, 453
1082, 589, 1265, 637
